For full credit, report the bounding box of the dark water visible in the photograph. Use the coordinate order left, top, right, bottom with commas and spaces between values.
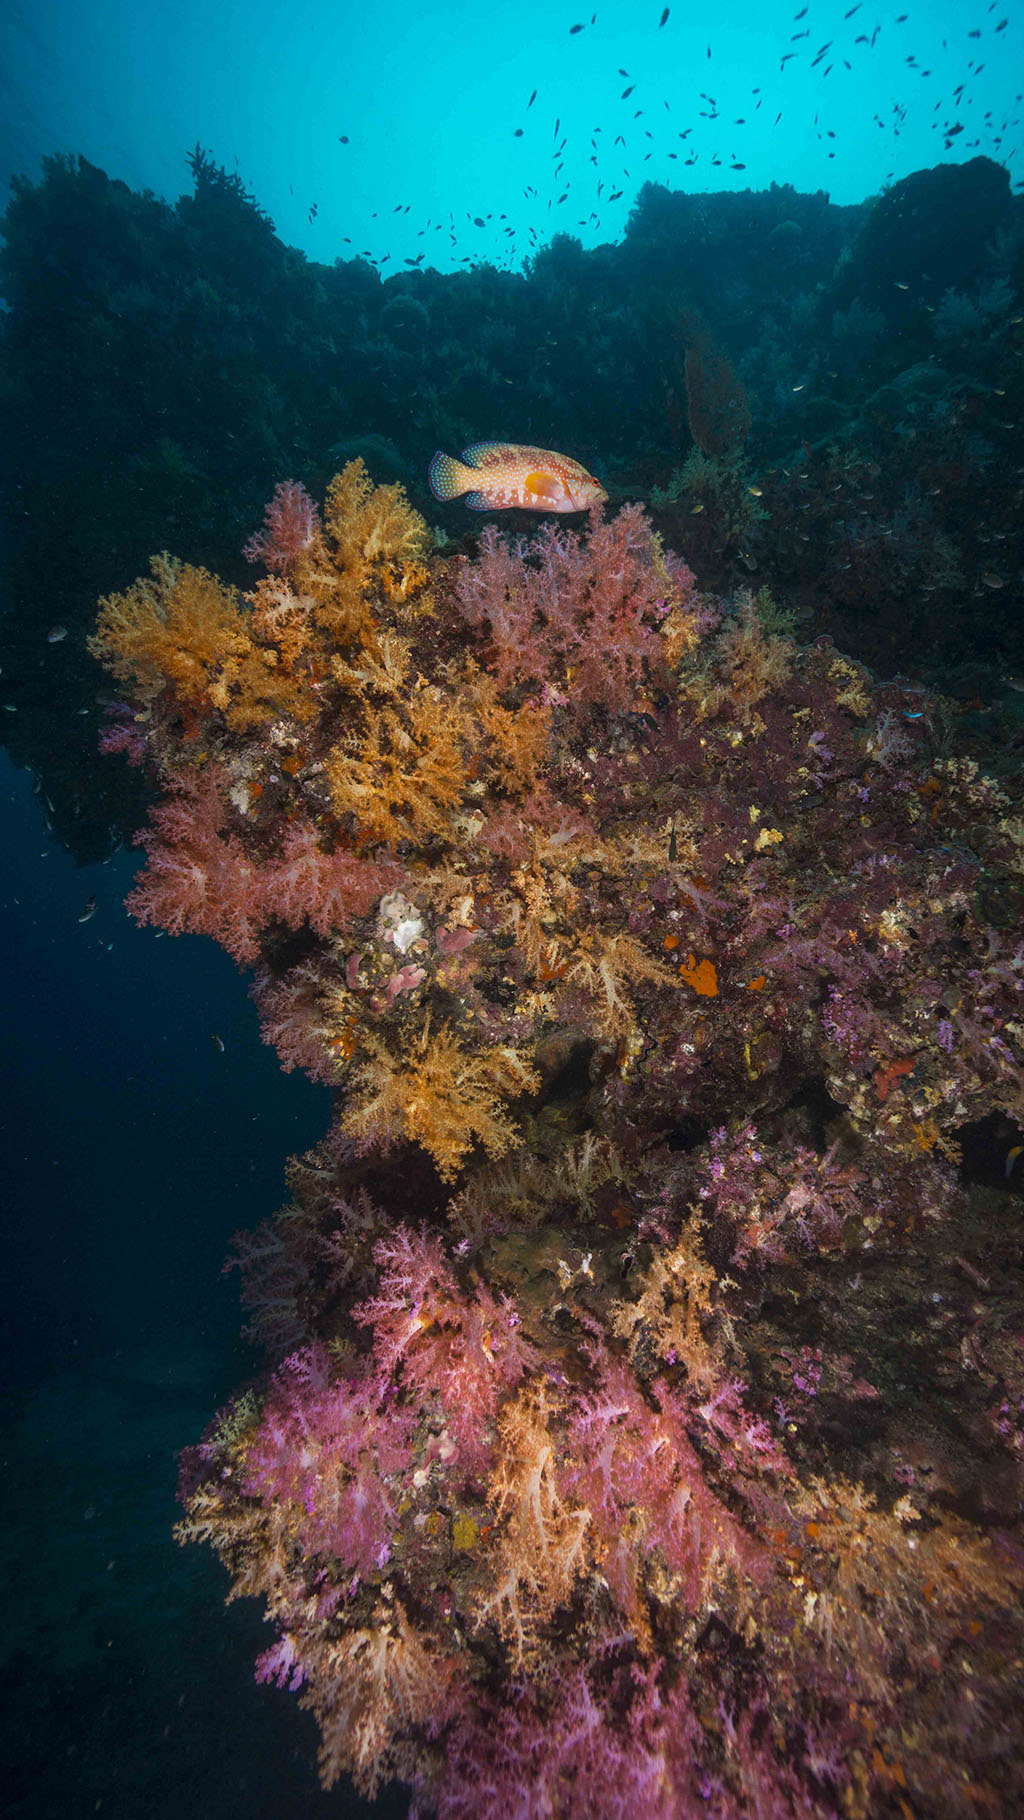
0, 751, 404, 1818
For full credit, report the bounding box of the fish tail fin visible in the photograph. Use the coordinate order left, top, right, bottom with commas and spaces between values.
429, 450, 474, 502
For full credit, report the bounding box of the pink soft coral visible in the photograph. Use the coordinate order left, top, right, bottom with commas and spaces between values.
127, 767, 264, 961
354, 1227, 540, 1477
416, 1663, 706, 1820
563, 1346, 767, 1624
243, 479, 319, 573
128, 770, 400, 963
450, 503, 692, 713
264, 818, 403, 938
242, 1344, 415, 1574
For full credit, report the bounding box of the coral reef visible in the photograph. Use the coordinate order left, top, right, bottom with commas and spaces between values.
97, 465, 1024, 1816
4, 153, 1022, 858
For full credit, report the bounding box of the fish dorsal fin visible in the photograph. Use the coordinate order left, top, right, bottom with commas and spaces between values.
460, 441, 518, 469
524, 470, 564, 501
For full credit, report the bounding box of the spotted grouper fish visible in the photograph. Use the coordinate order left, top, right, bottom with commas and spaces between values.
428, 442, 607, 513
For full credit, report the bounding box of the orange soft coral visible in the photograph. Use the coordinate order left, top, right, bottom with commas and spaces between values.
300, 459, 433, 646
91, 555, 250, 707
473, 1381, 592, 1665
90, 554, 315, 729
325, 689, 469, 848
92, 462, 436, 744
341, 1022, 541, 1181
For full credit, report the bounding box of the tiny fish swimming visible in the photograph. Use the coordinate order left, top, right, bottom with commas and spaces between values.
429, 442, 607, 513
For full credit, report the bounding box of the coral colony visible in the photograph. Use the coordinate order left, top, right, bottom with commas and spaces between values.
92, 464, 1024, 1817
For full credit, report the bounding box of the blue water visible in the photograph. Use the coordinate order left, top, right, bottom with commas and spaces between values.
2, 0, 1020, 276
0, 750, 367, 1817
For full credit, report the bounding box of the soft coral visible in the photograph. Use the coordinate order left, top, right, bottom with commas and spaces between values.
450, 503, 691, 715
563, 1346, 768, 1631
128, 769, 400, 962
127, 767, 264, 962
355, 1226, 540, 1477
241, 1344, 415, 1575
